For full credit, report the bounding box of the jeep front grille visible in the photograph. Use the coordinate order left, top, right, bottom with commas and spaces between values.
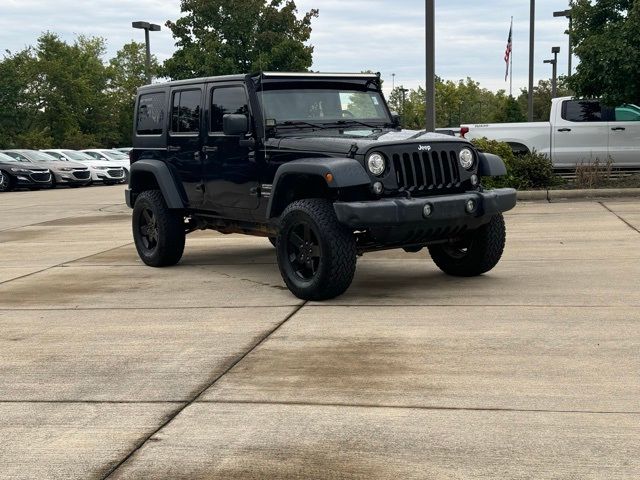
392, 150, 461, 192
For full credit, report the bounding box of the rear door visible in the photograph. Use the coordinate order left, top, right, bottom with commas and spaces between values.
167, 87, 205, 208
202, 83, 258, 214
608, 104, 640, 167
552, 100, 609, 168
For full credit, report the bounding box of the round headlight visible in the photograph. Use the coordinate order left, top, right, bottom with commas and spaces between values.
367, 152, 386, 177
459, 148, 475, 170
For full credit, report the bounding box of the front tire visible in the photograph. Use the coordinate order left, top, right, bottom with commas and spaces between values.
0, 171, 15, 192
132, 190, 185, 267
276, 199, 357, 300
428, 214, 506, 277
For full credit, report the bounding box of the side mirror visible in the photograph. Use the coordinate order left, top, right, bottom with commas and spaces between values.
390, 111, 401, 127
223, 114, 249, 136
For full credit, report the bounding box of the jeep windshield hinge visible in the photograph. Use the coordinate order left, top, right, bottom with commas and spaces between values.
348, 144, 359, 158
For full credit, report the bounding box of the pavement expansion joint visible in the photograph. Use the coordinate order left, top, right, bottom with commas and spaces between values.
599, 202, 640, 235
202, 399, 640, 416
100, 302, 308, 479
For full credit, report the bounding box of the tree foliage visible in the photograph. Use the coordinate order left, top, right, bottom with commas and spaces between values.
0, 35, 157, 149
569, 0, 640, 105
163, 0, 318, 79
388, 77, 528, 129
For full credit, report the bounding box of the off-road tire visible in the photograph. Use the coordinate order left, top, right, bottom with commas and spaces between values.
0, 170, 15, 192
429, 213, 506, 277
276, 199, 357, 300
132, 190, 185, 267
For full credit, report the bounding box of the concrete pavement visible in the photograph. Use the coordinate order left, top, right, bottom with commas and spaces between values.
0, 185, 638, 479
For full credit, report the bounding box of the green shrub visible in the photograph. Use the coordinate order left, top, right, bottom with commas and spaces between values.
471, 138, 560, 190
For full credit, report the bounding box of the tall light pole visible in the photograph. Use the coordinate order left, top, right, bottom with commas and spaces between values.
425, 0, 436, 132
132, 21, 161, 84
553, 9, 573, 77
544, 47, 560, 98
528, 0, 536, 122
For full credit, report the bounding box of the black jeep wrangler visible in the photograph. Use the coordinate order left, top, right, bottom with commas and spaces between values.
127, 72, 516, 300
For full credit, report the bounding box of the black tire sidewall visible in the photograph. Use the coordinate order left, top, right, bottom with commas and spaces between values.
0, 170, 14, 192
132, 191, 185, 267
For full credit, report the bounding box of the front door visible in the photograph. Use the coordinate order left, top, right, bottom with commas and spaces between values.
202, 83, 258, 214
552, 99, 609, 169
608, 104, 640, 167
167, 87, 204, 208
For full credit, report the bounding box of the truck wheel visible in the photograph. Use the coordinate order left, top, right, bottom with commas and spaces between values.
132, 190, 185, 267
0, 171, 14, 192
277, 199, 357, 300
428, 214, 506, 277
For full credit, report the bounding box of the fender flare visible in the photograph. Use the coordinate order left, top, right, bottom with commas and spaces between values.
477, 152, 508, 177
127, 160, 186, 209
267, 157, 371, 218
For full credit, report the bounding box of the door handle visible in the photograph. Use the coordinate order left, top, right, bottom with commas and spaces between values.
203, 146, 218, 153
611, 127, 626, 131
194, 152, 201, 161
558, 128, 572, 132
167, 146, 181, 152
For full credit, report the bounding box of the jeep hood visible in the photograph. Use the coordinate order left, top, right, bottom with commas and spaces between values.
269, 129, 467, 156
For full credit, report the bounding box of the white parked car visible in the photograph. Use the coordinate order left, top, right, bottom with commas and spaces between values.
461, 97, 640, 169
81, 149, 131, 179
42, 150, 126, 185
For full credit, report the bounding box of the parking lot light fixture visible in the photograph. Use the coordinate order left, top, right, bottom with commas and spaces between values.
132, 21, 161, 84
554, 9, 573, 77
544, 47, 560, 98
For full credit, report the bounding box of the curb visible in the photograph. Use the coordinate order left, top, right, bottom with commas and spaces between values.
518, 188, 640, 202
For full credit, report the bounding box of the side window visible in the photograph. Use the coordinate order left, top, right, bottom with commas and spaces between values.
615, 105, 640, 122
171, 89, 201, 134
210, 86, 249, 132
136, 92, 166, 135
562, 100, 603, 122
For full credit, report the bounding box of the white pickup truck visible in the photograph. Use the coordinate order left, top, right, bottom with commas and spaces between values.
461, 97, 640, 169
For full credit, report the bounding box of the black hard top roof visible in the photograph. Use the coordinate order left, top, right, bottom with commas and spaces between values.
138, 72, 381, 92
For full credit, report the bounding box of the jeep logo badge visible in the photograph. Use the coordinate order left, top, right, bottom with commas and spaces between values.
418, 145, 432, 152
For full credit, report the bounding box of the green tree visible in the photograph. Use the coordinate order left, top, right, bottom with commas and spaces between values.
494, 96, 526, 123
164, 0, 318, 79
0, 49, 37, 148
569, 0, 640, 105
107, 42, 159, 145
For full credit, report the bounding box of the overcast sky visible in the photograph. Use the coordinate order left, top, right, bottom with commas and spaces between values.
1, 0, 572, 95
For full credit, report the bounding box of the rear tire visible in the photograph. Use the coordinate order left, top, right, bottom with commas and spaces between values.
0, 171, 15, 192
276, 199, 357, 300
428, 214, 506, 277
132, 190, 185, 267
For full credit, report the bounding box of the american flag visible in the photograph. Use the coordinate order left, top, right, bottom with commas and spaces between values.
504, 19, 513, 81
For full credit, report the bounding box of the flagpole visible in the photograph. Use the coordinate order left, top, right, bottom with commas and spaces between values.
509, 16, 513, 97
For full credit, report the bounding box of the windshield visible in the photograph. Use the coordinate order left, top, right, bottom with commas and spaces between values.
259, 88, 390, 125
62, 150, 93, 161
0, 152, 22, 163
106, 150, 128, 160
18, 151, 57, 162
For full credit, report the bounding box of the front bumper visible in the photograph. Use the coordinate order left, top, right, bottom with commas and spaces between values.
333, 188, 517, 229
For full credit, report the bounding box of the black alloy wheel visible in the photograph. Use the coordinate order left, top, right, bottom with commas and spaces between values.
0, 170, 14, 192
285, 220, 321, 282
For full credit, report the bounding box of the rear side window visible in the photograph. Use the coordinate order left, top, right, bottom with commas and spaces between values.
136, 92, 166, 135
562, 100, 603, 122
210, 86, 249, 132
171, 89, 201, 133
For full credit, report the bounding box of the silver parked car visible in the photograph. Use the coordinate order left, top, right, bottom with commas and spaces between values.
42, 150, 126, 185
2, 150, 91, 188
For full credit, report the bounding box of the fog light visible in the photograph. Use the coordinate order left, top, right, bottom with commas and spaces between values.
423, 203, 433, 218
17, 176, 28, 180
470, 174, 479, 186
372, 182, 383, 195
465, 199, 476, 213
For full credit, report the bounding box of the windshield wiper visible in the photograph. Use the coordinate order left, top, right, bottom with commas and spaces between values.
333, 119, 384, 129
281, 120, 327, 130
